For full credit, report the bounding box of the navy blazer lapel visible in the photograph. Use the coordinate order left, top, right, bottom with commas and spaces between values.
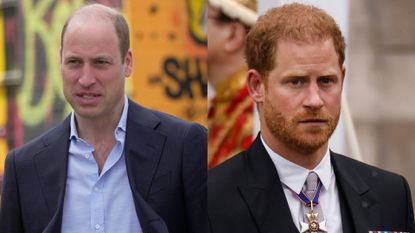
331, 152, 380, 233
238, 136, 298, 233
124, 100, 168, 233
33, 117, 70, 232
124, 100, 166, 200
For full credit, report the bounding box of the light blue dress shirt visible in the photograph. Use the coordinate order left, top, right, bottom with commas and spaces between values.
61, 97, 142, 233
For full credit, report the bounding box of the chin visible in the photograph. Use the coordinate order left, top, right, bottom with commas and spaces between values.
73, 108, 100, 119
296, 141, 327, 154
284, 131, 331, 154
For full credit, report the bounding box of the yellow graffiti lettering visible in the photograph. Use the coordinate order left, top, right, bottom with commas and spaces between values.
187, 0, 207, 44
19, 0, 82, 126
0, 10, 7, 173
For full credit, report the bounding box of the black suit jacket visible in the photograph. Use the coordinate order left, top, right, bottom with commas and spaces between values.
0, 99, 207, 233
208, 135, 415, 233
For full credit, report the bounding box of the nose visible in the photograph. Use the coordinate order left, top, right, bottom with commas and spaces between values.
303, 82, 324, 110
78, 64, 95, 88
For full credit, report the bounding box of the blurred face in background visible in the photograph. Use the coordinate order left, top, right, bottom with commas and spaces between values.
207, 5, 226, 65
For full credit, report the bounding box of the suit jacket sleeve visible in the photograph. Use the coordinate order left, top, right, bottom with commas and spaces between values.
402, 176, 415, 232
0, 151, 24, 233
182, 123, 207, 233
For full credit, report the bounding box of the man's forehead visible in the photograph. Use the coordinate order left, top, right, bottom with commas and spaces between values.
274, 38, 338, 58
63, 16, 115, 45
67, 13, 112, 29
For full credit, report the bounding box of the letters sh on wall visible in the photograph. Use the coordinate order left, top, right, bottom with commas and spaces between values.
126, 0, 207, 126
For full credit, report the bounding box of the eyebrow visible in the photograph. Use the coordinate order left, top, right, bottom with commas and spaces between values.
63, 56, 81, 61
93, 56, 112, 60
62, 55, 113, 61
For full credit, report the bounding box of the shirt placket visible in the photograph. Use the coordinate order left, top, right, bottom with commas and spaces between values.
91, 177, 105, 233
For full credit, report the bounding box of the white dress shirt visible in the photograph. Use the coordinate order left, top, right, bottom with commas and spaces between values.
261, 136, 343, 233
62, 96, 142, 233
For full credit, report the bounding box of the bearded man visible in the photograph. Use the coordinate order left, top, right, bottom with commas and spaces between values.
208, 3, 415, 233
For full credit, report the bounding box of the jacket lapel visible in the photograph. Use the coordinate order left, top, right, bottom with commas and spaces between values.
238, 136, 299, 233
31, 102, 170, 233
331, 152, 380, 233
33, 117, 71, 233
124, 100, 169, 233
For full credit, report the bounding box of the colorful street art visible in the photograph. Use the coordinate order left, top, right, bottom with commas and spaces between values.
0, 9, 7, 175
128, 0, 207, 126
0, 0, 207, 185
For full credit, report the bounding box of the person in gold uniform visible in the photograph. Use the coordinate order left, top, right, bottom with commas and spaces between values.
207, 0, 257, 168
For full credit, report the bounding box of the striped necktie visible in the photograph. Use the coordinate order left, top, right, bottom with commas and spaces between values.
299, 171, 327, 233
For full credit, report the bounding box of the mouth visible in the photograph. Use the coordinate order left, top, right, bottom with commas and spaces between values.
298, 119, 328, 126
77, 94, 99, 99
77, 93, 101, 98
75, 93, 102, 104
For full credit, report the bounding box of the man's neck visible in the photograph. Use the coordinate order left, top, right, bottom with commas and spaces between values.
76, 117, 118, 144
74, 102, 124, 173
75, 99, 124, 146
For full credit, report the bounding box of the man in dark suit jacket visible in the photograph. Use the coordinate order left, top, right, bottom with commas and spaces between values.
209, 137, 415, 232
208, 3, 415, 233
0, 4, 206, 233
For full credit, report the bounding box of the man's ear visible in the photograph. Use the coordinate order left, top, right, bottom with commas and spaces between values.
247, 69, 266, 104
223, 22, 246, 53
124, 50, 133, 77
341, 65, 346, 85
59, 48, 63, 72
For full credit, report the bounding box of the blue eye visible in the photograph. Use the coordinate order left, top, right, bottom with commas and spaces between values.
288, 79, 305, 87
67, 59, 80, 64
319, 76, 337, 86
65, 59, 82, 67
291, 80, 301, 85
94, 59, 112, 66
320, 77, 331, 83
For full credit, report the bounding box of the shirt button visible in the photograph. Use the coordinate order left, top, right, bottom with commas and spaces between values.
94, 187, 100, 192
95, 224, 101, 230
85, 153, 91, 159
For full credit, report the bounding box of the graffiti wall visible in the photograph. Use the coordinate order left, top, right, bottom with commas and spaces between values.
0, 0, 207, 184
0, 9, 7, 175
127, 1, 207, 125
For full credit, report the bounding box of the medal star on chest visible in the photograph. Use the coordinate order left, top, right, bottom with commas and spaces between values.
300, 212, 328, 232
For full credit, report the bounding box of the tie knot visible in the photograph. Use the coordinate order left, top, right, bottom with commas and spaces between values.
304, 171, 319, 199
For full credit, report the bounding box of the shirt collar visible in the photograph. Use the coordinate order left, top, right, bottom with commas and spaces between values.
260, 135, 333, 194
69, 113, 78, 140
69, 95, 129, 141
116, 95, 128, 134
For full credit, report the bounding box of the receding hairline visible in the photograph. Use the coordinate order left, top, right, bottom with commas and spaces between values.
62, 4, 119, 39
60, 3, 130, 59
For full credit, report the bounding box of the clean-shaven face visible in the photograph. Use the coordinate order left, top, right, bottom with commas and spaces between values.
61, 16, 132, 121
